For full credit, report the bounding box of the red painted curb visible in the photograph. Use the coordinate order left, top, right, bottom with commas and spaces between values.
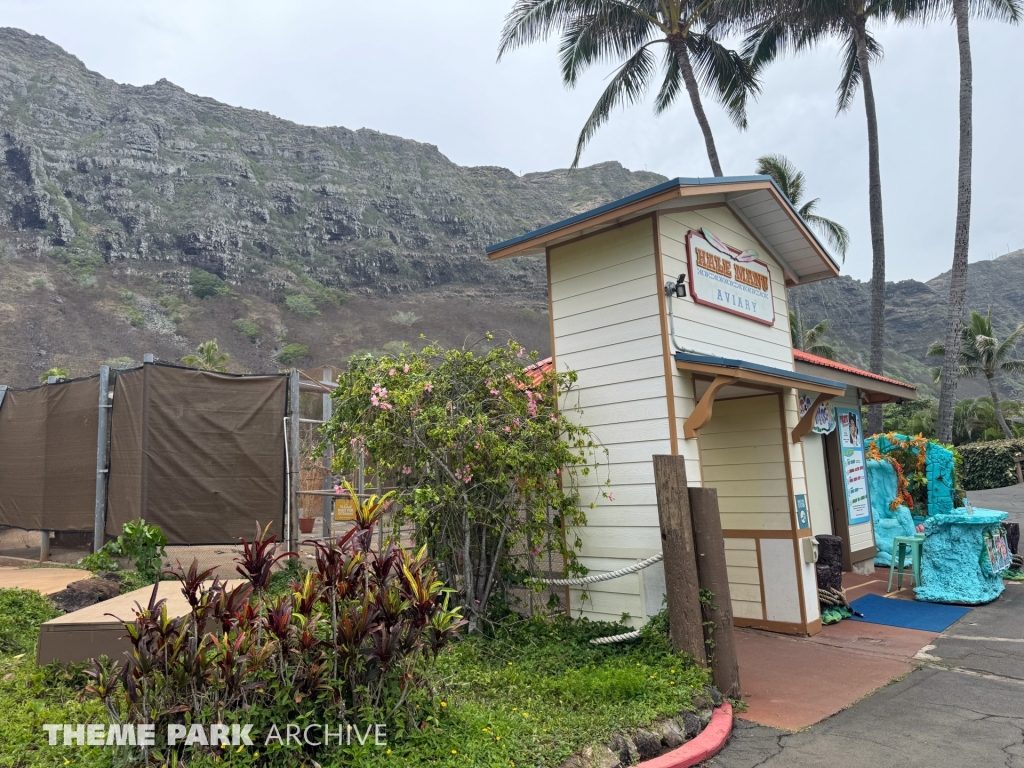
636, 702, 733, 768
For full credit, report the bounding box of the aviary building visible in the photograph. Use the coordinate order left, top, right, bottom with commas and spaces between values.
488, 176, 915, 636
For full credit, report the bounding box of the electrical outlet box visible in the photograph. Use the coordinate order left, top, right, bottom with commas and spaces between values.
802, 536, 819, 564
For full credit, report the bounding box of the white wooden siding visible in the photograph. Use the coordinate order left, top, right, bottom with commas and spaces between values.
550, 218, 667, 625
724, 538, 763, 620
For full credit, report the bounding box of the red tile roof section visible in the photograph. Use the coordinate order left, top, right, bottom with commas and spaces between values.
525, 357, 553, 385
793, 350, 915, 390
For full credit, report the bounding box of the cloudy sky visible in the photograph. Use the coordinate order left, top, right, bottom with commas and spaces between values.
2, 0, 1021, 283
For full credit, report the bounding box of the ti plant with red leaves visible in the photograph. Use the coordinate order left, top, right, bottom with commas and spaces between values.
85, 513, 465, 766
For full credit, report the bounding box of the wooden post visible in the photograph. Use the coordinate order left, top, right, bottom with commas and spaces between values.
93, 365, 111, 553
287, 369, 301, 555
689, 486, 741, 698
653, 455, 707, 666
1013, 455, 1024, 486
321, 367, 334, 539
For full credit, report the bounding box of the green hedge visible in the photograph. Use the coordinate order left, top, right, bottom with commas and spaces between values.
958, 438, 1024, 491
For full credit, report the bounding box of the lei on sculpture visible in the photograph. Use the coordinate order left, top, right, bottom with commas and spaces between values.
865, 432, 930, 512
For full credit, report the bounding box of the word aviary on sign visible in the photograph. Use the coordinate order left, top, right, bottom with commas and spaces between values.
686, 228, 774, 325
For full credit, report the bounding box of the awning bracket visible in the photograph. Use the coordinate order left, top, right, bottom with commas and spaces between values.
792, 392, 835, 443
684, 375, 738, 439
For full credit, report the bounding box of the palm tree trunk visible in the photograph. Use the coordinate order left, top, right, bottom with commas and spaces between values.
987, 374, 1014, 439
675, 43, 724, 177
936, 0, 973, 444
854, 24, 887, 435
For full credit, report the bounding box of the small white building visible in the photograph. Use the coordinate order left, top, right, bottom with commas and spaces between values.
488, 176, 916, 636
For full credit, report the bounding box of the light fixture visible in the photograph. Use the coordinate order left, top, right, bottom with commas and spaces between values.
664, 274, 687, 299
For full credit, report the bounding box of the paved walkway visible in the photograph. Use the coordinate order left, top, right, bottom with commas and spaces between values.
0, 567, 92, 594
708, 483, 1024, 767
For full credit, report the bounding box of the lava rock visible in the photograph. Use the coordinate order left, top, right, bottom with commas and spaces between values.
656, 718, 687, 748
704, 685, 724, 707
49, 578, 120, 613
631, 729, 661, 760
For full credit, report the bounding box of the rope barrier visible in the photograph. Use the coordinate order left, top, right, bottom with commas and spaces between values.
589, 629, 642, 645
526, 553, 664, 587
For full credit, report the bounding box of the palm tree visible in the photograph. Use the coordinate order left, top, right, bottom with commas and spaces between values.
928, 309, 1024, 439
755, 154, 849, 260
39, 367, 70, 384
498, 0, 760, 176
790, 309, 837, 359
930, 0, 1020, 443
181, 340, 230, 372
743, 0, 897, 434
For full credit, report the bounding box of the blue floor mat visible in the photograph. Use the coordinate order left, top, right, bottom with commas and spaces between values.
848, 593, 971, 632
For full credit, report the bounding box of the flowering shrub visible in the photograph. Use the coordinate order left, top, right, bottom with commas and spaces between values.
85, 508, 464, 765
323, 338, 609, 630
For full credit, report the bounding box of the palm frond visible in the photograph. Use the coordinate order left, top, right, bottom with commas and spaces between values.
996, 323, 1024, 361
755, 153, 805, 204
807, 342, 838, 360
654, 46, 683, 114
686, 32, 760, 129
571, 43, 658, 167
927, 340, 946, 358
803, 213, 850, 260
799, 198, 819, 217
999, 359, 1024, 375
804, 319, 830, 346
498, 0, 594, 59
557, 3, 656, 85
970, 0, 1022, 22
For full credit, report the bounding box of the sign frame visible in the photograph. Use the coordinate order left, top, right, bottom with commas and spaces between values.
835, 407, 872, 526
686, 229, 776, 327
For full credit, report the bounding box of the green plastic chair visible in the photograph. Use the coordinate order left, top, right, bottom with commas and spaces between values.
888, 535, 924, 592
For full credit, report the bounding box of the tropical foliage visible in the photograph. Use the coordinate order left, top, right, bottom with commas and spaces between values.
323, 338, 609, 631
498, 0, 760, 175
958, 437, 1024, 491
83, 518, 464, 765
38, 366, 70, 384
755, 154, 849, 259
928, 308, 1024, 439
181, 339, 230, 372
789, 309, 836, 360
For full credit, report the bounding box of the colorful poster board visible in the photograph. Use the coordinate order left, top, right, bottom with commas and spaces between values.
798, 394, 836, 435
686, 229, 775, 325
983, 528, 1012, 574
836, 408, 871, 525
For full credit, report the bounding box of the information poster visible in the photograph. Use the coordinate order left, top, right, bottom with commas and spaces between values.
836, 408, 871, 525
795, 493, 810, 530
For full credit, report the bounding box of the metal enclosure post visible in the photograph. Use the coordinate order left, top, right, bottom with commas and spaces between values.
40, 530, 50, 562
93, 366, 111, 553
143, 353, 154, 363
287, 369, 301, 555
0, 384, 7, 409
321, 367, 334, 539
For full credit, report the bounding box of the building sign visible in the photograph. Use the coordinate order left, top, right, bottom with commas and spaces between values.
795, 493, 810, 530
686, 228, 775, 326
983, 529, 1012, 574
798, 395, 836, 435
836, 408, 871, 525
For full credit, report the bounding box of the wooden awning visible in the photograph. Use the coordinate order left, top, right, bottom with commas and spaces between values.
674, 352, 845, 441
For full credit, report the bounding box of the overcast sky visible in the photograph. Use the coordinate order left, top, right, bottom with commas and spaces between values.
2, 0, 1021, 283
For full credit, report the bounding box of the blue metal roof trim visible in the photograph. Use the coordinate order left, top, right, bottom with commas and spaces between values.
673, 351, 846, 391
484, 174, 840, 273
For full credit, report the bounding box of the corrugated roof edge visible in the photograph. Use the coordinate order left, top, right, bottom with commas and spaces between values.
484, 175, 840, 273
793, 349, 916, 390
673, 351, 846, 391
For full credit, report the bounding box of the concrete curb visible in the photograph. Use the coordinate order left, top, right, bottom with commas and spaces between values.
637, 702, 733, 768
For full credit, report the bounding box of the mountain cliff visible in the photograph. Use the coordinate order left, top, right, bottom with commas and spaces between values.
1, 27, 1022, 399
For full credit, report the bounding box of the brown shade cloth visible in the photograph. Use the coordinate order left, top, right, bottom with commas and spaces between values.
106, 364, 286, 544
0, 378, 99, 531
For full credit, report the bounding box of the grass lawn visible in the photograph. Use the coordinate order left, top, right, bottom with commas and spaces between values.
0, 587, 711, 768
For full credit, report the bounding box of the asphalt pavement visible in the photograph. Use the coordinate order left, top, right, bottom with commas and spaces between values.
708, 484, 1024, 768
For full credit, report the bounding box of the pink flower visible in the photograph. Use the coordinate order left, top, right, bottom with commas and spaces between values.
403, 364, 410, 373
380, 402, 392, 411
549, 414, 558, 422
423, 382, 433, 393
490, 388, 500, 396
475, 442, 481, 449
517, 347, 525, 358
608, 492, 615, 501
464, 474, 472, 484
504, 426, 511, 433
402, 466, 412, 475
389, 368, 396, 376
370, 394, 379, 407
333, 484, 343, 494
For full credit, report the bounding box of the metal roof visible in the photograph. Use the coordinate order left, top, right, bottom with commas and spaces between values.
674, 351, 846, 391
485, 175, 841, 285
